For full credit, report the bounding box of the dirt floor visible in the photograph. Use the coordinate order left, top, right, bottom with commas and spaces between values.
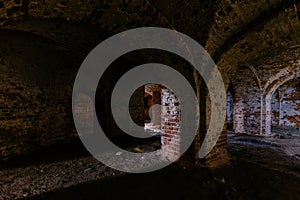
1, 127, 300, 200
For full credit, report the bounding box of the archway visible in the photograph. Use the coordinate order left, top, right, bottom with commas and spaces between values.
262, 65, 300, 135
144, 84, 182, 161
144, 84, 162, 131
231, 65, 262, 134
278, 78, 300, 128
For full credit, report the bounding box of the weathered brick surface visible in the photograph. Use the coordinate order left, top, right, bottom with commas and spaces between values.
277, 78, 300, 127
231, 47, 300, 135
0, 68, 75, 159
0, 30, 81, 159
217, 2, 300, 85
206, 0, 281, 56
160, 89, 181, 161
231, 66, 261, 134
202, 130, 228, 167
0, 0, 22, 26
73, 93, 94, 135
0, 0, 299, 166
271, 91, 280, 126
27, 0, 169, 33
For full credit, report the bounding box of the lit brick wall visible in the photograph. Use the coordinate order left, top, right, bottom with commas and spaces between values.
231, 47, 300, 135
160, 88, 181, 161
278, 80, 300, 127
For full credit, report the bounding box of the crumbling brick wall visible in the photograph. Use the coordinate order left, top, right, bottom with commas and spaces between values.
160, 88, 181, 161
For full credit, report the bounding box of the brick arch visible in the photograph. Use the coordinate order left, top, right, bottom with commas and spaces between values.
231, 64, 262, 134
261, 65, 300, 134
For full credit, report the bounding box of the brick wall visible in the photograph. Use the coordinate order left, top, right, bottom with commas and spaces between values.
160, 88, 181, 161
271, 91, 280, 126
0, 28, 81, 160
232, 66, 261, 134
198, 85, 228, 166
73, 93, 94, 135
231, 47, 300, 135
0, 68, 75, 159
28, 0, 95, 22
202, 130, 228, 166
0, 0, 23, 26
278, 79, 300, 127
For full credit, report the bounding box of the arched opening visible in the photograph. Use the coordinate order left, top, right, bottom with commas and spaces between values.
231, 65, 262, 134
144, 84, 162, 131
270, 77, 300, 136
278, 78, 300, 128
143, 84, 182, 161
262, 66, 300, 135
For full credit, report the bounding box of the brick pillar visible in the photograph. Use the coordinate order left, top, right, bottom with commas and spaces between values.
261, 94, 272, 135
265, 95, 272, 135
195, 84, 228, 166
160, 89, 181, 161
202, 129, 228, 166
234, 97, 245, 133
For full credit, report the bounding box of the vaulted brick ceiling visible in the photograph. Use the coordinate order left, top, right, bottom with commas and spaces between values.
1, 0, 300, 84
